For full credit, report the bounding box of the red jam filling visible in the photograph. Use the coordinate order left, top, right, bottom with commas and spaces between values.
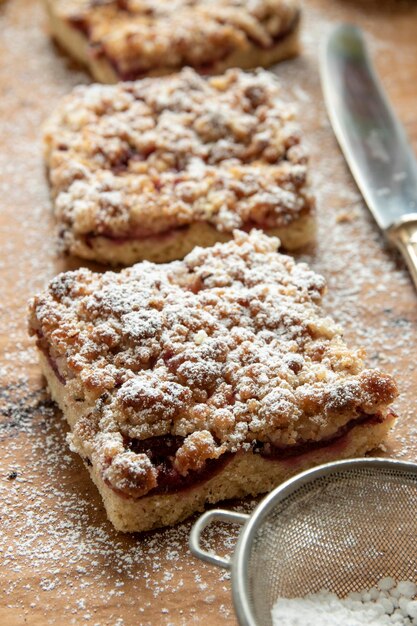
84, 224, 190, 247
37, 336, 67, 386
124, 412, 385, 497
127, 435, 233, 496
253, 413, 384, 460
68, 15, 90, 36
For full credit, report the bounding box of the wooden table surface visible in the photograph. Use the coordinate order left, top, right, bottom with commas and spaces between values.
1, 1, 417, 624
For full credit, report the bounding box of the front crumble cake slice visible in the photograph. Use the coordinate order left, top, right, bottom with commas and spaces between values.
44, 0, 301, 83
28, 231, 398, 532
44, 68, 315, 266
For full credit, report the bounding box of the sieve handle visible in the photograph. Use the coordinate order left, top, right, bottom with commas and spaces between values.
189, 509, 249, 570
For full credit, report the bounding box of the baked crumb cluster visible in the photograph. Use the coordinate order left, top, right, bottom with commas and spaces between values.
29, 232, 397, 497
44, 68, 313, 249
56, 0, 299, 79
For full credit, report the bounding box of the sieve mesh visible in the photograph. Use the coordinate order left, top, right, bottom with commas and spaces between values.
241, 464, 417, 626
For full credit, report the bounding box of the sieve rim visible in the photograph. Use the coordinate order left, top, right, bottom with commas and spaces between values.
231, 457, 417, 626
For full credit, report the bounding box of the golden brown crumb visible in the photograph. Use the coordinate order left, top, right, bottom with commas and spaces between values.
46, 0, 300, 80
44, 68, 314, 259
29, 231, 398, 498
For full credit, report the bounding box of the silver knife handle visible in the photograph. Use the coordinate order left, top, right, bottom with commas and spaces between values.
387, 214, 417, 292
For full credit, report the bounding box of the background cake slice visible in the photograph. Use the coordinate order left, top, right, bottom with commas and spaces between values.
28, 231, 398, 532
44, 68, 315, 265
45, 0, 301, 83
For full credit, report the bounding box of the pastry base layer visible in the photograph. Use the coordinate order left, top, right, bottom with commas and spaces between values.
66, 216, 316, 266
38, 349, 395, 533
45, 0, 300, 83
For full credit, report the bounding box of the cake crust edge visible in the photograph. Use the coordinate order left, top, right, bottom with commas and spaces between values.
38, 349, 396, 533
62, 217, 316, 266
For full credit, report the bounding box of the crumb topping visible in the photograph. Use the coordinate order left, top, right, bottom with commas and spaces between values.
54, 0, 300, 78
29, 231, 397, 497
44, 68, 313, 246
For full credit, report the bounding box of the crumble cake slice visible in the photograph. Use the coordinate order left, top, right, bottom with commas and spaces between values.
44, 67, 315, 265
28, 231, 398, 532
44, 0, 301, 83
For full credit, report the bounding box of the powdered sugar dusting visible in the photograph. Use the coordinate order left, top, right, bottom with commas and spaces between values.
0, 382, 246, 624
271, 579, 417, 626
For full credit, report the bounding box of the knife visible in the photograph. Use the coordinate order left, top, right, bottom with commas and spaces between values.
321, 24, 417, 291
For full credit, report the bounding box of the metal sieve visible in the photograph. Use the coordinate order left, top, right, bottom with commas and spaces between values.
190, 458, 417, 626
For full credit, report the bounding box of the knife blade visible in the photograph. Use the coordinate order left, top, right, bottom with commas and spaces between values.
321, 24, 417, 291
